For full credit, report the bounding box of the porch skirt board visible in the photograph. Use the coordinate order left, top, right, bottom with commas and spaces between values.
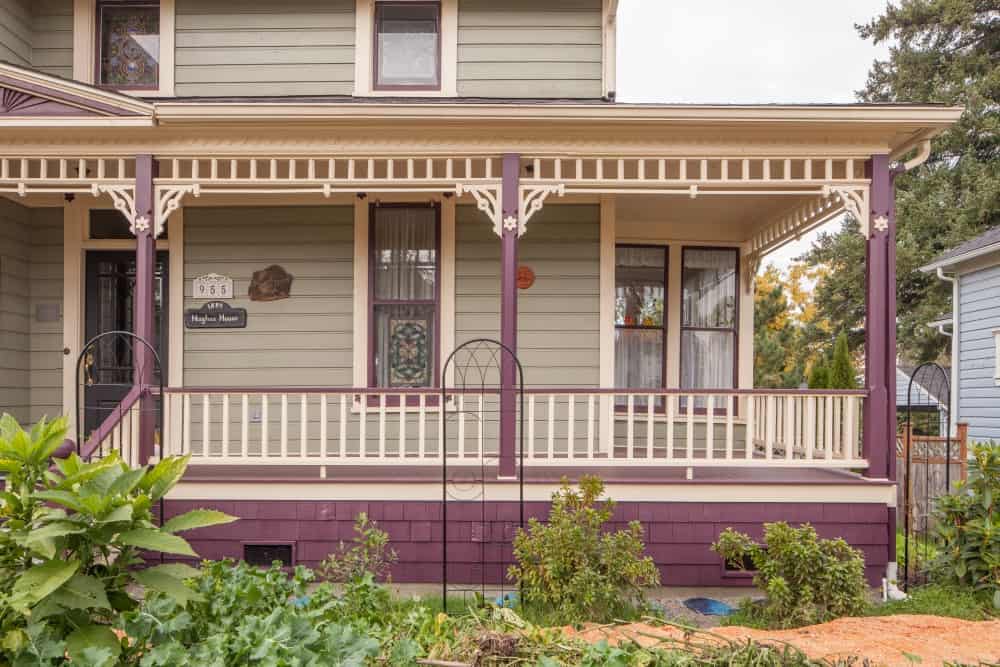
162, 499, 890, 587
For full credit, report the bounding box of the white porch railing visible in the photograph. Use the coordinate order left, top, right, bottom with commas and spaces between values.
161, 388, 867, 469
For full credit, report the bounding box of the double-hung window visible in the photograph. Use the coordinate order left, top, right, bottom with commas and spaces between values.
615, 246, 668, 401
369, 205, 440, 388
680, 248, 738, 405
97, 1, 161, 90
374, 1, 441, 90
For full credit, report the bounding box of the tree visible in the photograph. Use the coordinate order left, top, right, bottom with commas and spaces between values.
808, 363, 830, 389
754, 266, 806, 388
800, 0, 999, 366
829, 332, 858, 389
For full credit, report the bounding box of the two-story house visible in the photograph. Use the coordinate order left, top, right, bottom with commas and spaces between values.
0, 0, 962, 587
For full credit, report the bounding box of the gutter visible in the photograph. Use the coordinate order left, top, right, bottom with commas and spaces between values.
920, 241, 1000, 273
932, 268, 960, 434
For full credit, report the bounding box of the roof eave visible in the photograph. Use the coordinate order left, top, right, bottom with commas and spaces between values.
920, 242, 1000, 273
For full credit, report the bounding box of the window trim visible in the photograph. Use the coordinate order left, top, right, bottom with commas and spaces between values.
993, 329, 1000, 386
367, 202, 442, 390
614, 243, 668, 392
372, 0, 442, 92
354, 0, 457, 97
678, 245, 740, 393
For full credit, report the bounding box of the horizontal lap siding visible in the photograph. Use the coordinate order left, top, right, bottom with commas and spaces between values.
457, 0, 603, 98
0, 0, 31, 67
958, 264, 1000, 442
455, 205, 500, 347
183, 206, 354, 387
29, 209, 64, 422
174, 0, 354, 97
30, 0, 72, 79
0, 199, 30, 423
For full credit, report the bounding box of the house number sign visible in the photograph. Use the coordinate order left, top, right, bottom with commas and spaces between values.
185, 301, 247, 329
193, 273, 234, 299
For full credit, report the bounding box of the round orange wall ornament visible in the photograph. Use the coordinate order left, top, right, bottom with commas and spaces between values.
517, 266, 535, 290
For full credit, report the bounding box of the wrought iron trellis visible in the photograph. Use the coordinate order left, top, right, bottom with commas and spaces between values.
440, 339, 524, 613
900, 362, 955, 590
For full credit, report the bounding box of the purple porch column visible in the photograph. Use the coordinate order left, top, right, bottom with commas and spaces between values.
134, 155, 156, 464
498, 154, 520, 478
863, 154, 894, 483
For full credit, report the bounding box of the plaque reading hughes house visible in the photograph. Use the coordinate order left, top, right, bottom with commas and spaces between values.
185, 301, 247, 329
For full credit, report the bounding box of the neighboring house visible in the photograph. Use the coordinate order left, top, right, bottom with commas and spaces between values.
0, 0, 962, 587
896, 365, 950, 435
922, 227, 1000, 443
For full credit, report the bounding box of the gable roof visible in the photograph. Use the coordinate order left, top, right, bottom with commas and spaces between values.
921, 225, 1000, 272
0, 61, 154, 123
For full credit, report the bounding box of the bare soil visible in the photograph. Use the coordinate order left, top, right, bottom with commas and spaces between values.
564, 615, 1000, 666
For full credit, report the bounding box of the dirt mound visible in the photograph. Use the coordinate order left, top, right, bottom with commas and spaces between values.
565, 615, 1000, 666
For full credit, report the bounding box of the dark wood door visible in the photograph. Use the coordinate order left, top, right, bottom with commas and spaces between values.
83, 251, 168, 435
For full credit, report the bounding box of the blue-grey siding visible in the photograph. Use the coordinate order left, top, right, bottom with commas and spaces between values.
957, 263, 1000, 442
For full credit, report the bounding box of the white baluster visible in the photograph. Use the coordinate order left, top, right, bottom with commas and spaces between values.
221, 394, 230, 457
567, 395, 576, 459
666, 394, 675, 460
744, 395, 755, 460
725, 394, 734, 461
358, 392, 367, 457
340, 394, 348, 458
685, 395, 694, 461
261, 394, 269, 456
418, 394, 426, 459
785, 395, 795, 461
280, 394, 289, 459
183, 393, 191, 455
547, 394, 556, 458
399, 394, 407, 458
706, 395, 715, 460
527, 395, 536, 459
457, 395, 466, 458
825, 396, 834, 461
202, 394, 210, 456
320, 394, 328, 459
626, 394, 635, 460
378, 394, 387, 459
646, 394, 655, 458
586, 394, 595, 459
805, 395, 816, 461
241, 394, 249, 458
765, 395, 775, 460
300, 394, 308, 456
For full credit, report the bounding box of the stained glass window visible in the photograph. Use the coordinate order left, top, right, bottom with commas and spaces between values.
98, 2, 160, 89
371, 206, 439, 388
375, 2, 440, 89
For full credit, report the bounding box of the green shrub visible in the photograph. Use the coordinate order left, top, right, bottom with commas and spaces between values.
319, 512, 398, 583
0, 413, 236, 665
930, 441, 1000, 609
712, 522, 868, 628
507, 476, 660, 623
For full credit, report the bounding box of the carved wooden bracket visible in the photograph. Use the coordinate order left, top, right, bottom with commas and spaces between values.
455, 182, 502, 236
155, 184, 200, 238
518, 184, 565, 236
91, 184, 138, 231
823, 185, 871, 237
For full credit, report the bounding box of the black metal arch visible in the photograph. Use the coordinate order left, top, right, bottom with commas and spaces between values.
440, 338, 525, 613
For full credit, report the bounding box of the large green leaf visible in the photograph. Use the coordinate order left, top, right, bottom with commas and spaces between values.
117, 528, 197, 557
132, 564, 204, 605
97, 504, 133, 524
24, 520, 87, 559
65, 625, 121, 664
48, 573, 111, 611
107, 467, 146, 497
33, 490, 86, 513
10, 559, 79, 610
28, 416, 70, 465
162, 509, 238, 534
141, 455, 191, 501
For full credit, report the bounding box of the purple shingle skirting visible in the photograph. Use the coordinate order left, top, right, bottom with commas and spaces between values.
164, 500, 890, 587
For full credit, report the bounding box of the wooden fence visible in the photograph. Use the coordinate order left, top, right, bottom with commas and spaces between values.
895, 423, 969, 530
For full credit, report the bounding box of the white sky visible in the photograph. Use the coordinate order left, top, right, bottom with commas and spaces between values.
616, 0, 891, 271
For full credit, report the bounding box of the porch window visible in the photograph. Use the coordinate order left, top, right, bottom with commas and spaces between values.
97, 1, 160, 89
615, 246, 667, 393
374, 2, 441, 90
680, 248, 738, 397
370, 205, 440, 388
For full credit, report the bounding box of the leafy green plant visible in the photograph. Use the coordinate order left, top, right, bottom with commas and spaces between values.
318, 511, 397, 583
866, 583, 996, 621
713, 522, 868, 629
507, 476, 660, 624
930, 441, 1000, 609
0, 413, 236, 664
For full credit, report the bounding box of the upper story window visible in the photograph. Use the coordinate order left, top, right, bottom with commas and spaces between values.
97, 1, 160, 89
374, 2, 441, 90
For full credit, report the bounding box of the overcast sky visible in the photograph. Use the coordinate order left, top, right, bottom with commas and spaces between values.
616, 0, 892, 270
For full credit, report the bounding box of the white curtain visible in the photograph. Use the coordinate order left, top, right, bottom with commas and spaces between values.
681, 331, 734, 389
682, 249, 736, 328
615, 330, 662, 390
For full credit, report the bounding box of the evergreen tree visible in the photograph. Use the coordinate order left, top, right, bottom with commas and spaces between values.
800, 0, 999, 366
808, 363, 831, 390
829, 332, 857, 389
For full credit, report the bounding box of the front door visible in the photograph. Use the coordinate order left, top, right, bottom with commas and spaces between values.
83, 251, 168, 435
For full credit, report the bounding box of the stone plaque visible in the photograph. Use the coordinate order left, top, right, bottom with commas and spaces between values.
185, 301, 247, 329
193, 273, 234, 300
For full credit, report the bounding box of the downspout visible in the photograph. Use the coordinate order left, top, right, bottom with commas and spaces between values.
936, 267, 960, 435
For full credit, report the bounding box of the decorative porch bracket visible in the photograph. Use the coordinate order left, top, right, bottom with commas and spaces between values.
823, 185, 871, 237
154, 184, 200, 238
518, 184, 566, 236
91, 184, 138, 230
455, 183, 502, 236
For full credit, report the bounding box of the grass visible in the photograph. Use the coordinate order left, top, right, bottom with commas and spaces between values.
896, 529, 939, 574
866, 584, 997, 621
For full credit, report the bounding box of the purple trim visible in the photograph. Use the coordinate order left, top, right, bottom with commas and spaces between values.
372, 1, 442, 92
0, 74, 142, 116
863, 155, 892, 486
367, 202, 442, 390
499, 154, 520, 478
134, 155, 156, 464
79, 384, 144, 460
160, 386, 867, 397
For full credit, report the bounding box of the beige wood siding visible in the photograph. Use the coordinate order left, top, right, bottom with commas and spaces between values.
174, 0, 355, 97
30, 0, 73, 79
457, 0, 603, 98
28, 208, 64, 422
0, 199, 31, 423
183, 206, 354, 387
455, 203, 600, 387
0, 0, 71, 78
